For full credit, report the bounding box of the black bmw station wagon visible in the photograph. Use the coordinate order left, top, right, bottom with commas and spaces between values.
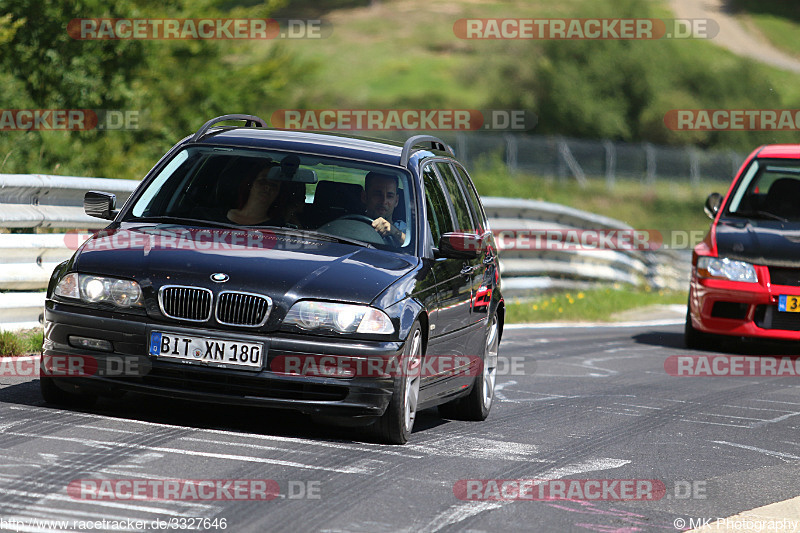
43, 114, 503, 444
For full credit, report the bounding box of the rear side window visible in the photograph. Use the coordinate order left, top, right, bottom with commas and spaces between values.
435, 162, 475, 232
423, 164, 454, 245
455, 165, 487, 232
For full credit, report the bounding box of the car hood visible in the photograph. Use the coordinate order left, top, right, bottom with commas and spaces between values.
716, 217, 800, 267
74, 225, 418, 312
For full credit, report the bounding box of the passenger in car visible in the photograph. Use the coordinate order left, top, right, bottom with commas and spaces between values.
225, 162, 284, 226
363, 171, 406, 245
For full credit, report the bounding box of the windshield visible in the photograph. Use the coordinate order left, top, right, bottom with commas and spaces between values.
127, 146, 416, 253
727, 158, 800, 222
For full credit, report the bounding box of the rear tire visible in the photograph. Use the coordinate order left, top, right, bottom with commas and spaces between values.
40, 375, 97, 409
439, 313, 499, 421
374, 321, 423, 445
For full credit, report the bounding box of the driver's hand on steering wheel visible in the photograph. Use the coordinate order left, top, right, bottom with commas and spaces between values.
372, 217, 405, 243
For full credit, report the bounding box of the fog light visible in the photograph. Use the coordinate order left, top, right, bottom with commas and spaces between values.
68, 336, 113, 352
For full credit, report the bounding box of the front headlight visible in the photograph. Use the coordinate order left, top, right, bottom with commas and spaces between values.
54, 273, 143, 308
697, 257, 758, 283
284, 301, 394, 334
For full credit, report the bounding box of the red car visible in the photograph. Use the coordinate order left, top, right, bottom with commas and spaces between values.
687, 144, 800, 348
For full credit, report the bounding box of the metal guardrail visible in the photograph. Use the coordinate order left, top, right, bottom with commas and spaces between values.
483, 197, 691, 296
0, 174, 691, 330
0, 173, 137, 228
0, 174, 138, 330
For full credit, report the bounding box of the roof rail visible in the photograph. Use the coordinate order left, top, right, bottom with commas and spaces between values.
400, 135, 455, 166
190, 114, 268, 142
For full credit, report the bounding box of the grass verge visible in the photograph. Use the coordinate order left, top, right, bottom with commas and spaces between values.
730, 0, 800, 58
0, 329, 44, 356
505, 288, 687, 324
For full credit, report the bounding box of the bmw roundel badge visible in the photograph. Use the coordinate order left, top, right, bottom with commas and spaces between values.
210, 273, 229, 283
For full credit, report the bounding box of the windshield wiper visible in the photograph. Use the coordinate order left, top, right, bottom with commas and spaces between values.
266, 227, 374, 248
130, 217, 375, 248
131, 216, 243, 230
733, 210, 789, 222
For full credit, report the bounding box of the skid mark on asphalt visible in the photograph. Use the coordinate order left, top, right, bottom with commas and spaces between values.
5, 404, 424, 459
602, 396, 800, 431
0, 405, 379, 529
0, 430, 374, 474
408, 436, 541, 462
421, 458, 632, 532
532, 352, 653, 378
592, 406, 644, 417
424, 501, 505, 532
494, 381, 584, 404
495, 382, 645, 407
673, 399, 800, 430
0, 471, 221, 529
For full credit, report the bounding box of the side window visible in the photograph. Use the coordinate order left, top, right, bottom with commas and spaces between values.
455, 165, 488, 232
423, 164, 454, 246
436, 162, 475, 232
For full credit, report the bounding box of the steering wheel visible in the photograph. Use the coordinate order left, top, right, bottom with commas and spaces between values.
337, 214, 376, 225
327, 213, 398, 246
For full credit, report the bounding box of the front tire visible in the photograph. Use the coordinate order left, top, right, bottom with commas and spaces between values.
439, 313, 499, 421
375, 321, 423, 445
40, 375, 97, 408
684, 307, 717, 350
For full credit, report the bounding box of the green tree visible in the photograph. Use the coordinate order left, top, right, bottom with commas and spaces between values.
0, 0, 308, 178
487, 0, 794, 151
1, 0, 145, 108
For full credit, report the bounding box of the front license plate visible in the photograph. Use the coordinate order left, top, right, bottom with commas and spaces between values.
778, 295, 800, 313
149, 331, 263, 370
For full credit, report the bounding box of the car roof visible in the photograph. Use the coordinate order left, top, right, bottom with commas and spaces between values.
756, 145, 800, 159
190, 127, 439, 167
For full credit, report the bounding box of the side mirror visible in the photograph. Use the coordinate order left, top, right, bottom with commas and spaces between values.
84, 191, 117, 220
704, 192, 723, 219
435, 232, 482, 259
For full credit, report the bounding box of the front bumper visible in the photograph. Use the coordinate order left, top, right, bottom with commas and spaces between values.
689, 267, 800, 341
44, 301, 403, 418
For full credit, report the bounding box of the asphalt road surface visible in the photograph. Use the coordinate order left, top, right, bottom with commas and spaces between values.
1, 321, 799, 532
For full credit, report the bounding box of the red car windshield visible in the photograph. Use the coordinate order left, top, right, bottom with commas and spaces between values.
727, 159, 800, 222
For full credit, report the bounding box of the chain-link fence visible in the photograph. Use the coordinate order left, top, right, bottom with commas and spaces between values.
429, 133, 748, 187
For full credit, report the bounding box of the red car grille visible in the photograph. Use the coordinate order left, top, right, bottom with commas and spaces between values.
769, 267, 800, 287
